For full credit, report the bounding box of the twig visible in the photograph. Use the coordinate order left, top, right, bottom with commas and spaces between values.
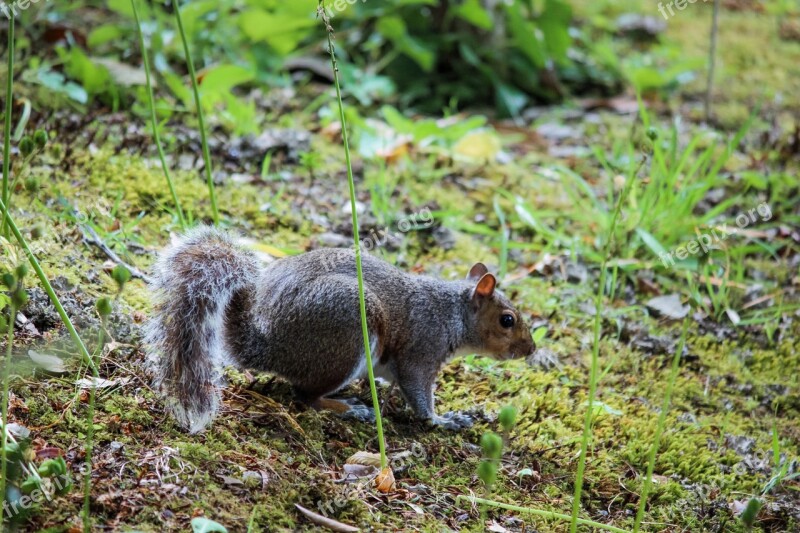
80, 224, 153, 284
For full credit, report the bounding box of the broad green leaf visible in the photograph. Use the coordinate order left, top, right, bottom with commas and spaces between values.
540, 0, 572, 65
238, 9, 317, 56
88, 25, 123, 49
506, 4, 546, 68
200, 65, 255, 98
454, 0, 493, 29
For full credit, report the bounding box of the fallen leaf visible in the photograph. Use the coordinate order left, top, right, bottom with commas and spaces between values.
342, 463, 379, 481
725, 308, 741, 326
28, 351, 68, 374
93, 58, 150, 87
375, 467, 395, 493
645, 294, 690, 320
453, 130, 501, 161
346, 451, 382, 468
6, 423, 30, 438
75, 377, 131, 389
294, 504, 359, 532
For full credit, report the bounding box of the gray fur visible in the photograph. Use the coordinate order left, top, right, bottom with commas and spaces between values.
146, 226, 535, 433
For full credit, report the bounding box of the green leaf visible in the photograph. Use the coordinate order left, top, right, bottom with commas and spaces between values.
506, 4, 546, 68
238, 9, 317, 56
88, 25, 124, 49
636, 228, 668, 257
198, 65, 255, 108
454, 0, 493, 29
36, 68, 88, 104
495, 82, 528, 118
178, 0, 219, 39
61, 48, 113, 98
376, 17, 435, 71
191, 517, 229, 533
532, 326, 547, 344
20, 476, 42, 494
540, 0, 572, 65
739, 498, 762, 528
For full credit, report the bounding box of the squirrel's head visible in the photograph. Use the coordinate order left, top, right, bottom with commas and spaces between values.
467, 263, 535, 361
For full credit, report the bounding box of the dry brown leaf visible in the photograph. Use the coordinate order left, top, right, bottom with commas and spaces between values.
295, 504, 359, 532
345, 451, 382, 468
375, 467, 396, 493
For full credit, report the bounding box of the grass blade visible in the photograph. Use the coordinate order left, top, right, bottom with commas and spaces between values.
570, 150, 639, 532
633, 318, 689, 531
0, 302, 16, 521
2, 11, 14, 238
132, 0, 187, 229
458, 496, 629, 533
173, 0, 219, 225
0, 196, 96, 530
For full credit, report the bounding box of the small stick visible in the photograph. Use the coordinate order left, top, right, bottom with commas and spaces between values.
80, 224, 153, 284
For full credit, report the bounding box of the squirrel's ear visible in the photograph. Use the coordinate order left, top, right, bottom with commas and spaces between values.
473, 273, 496, 299
467, 262, 489, 281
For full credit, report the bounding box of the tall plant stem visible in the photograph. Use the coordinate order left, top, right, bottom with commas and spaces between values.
1, 303, 17, 515
318, 2, 387, 469
705, 0, 720, 122
570, 155, 637, 533
173, 1, 219, 225
633, 319, 689, 531
458, 496, 629, 533
0, 196, 96, 530
2, 12, 15, 239
132, 0, 186, 229
83, 317, 106, 532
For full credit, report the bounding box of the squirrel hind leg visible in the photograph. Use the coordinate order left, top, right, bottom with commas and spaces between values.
311, 398, 376, 423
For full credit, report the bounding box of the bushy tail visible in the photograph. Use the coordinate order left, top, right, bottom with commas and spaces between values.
145, 226, 260, 433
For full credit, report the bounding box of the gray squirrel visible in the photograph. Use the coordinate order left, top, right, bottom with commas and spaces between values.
145, 226, 535, 433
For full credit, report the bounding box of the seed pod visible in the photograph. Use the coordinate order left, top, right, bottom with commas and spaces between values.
1, 272, 16, 289
499, 405, 517, 433
481, 432, 503, 460
96, 297, 112, 317
24, 177, 40, 193
12, 288, 28, 308
19, 136, 34, 157
34, 129, 48, 149
111, 265, 131, 290
15, 263, 28, 280
646, 127, 658, 141
477, 460, 497, 488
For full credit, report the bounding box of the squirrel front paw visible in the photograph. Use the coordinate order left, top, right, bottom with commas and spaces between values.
429, 411, 474, 430
338, 398, 377, 423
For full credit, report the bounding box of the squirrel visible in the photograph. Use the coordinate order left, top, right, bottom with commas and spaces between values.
145, 226, 535, 433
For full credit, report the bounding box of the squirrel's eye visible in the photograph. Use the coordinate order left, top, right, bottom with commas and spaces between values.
500, 313, 515, 328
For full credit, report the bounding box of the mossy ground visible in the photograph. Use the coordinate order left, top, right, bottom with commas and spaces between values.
2, 3, 799, 533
